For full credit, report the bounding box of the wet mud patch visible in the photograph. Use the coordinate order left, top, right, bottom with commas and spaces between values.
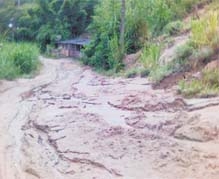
108, 91, 186, 112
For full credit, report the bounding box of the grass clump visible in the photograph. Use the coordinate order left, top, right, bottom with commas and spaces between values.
0, 42, 39, 80
140, 43, 174, 82
140, 44, 161, 70
178, 69, 219, 97
140, 44, 165, 81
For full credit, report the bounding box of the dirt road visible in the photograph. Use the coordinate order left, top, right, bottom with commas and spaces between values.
0, 57, 219, 179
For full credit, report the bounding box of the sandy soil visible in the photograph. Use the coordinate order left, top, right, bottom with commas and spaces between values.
0, 57, 219, 179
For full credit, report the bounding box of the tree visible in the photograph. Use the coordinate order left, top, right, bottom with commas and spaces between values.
83, 0, 149, 71
0, 0, 98, 50
33, 0, 98, 50
82, 0, 122, 71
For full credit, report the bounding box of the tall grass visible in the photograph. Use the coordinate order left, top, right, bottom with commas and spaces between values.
0, 42, 39, 80
191, 11, 219, 49
140, 44, 161, 69
140, 44, 172, 82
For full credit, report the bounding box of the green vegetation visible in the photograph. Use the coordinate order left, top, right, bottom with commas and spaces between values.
0, 42, 39, 79
177, 9, 219, 97
130, 0, 214, 81
125, 68, 139, 78
0, 0, 97, 80
191, 11, 219, 49
0, 0, 98, 51
163, 21, 183, 36
138, 1, 219, 88
0, 0, 218, 99
0, 0, 215, 72
173, 42, 195, 72
141, 44, 161, 70
82, 0, 175, 71
179, 69, 219, 97
82, 0, 124, 71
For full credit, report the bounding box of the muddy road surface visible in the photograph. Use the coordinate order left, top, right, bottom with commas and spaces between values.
0, 57, 219, 179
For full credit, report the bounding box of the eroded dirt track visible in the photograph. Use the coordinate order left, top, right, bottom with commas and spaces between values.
0, 57, 219, 179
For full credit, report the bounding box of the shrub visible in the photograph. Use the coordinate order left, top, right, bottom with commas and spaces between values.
82, 34, 123, 71
12, 43, 39, 74
0, 42, 39, 79
145, 0, 172, 35
0, 56, 20, 80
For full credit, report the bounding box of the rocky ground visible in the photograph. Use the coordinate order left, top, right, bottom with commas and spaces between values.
0, 57, 219, 179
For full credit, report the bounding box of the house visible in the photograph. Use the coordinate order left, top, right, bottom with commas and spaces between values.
56, 38, 90, 57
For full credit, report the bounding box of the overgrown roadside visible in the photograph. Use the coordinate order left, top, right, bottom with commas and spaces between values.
0, 42, 40, 80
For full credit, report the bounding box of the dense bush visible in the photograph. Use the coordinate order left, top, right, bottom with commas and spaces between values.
83, 0, 209, 72
82, 34, 123, 71
0, 42, 39, 79
82, 0, 123, 71
13, 43, 39, 73
83, 0, 174, 71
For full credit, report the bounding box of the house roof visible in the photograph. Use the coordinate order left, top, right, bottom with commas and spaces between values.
57, 38, 90, 46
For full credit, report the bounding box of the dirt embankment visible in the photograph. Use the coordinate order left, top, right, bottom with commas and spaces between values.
0, 57, 219, 179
